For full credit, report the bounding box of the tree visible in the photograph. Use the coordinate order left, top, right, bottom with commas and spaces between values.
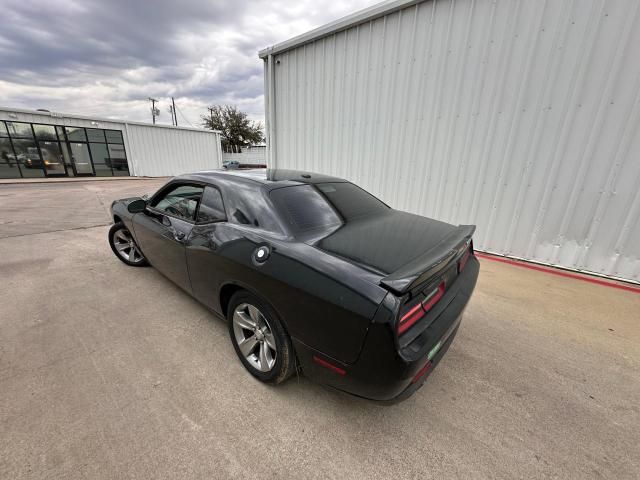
201, 105, 264, 153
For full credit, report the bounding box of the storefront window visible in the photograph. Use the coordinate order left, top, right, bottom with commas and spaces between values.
89, 143, 111, 176
105, 130, 124, 144
11, 138, 45, 177
39, 141, 66, 175
33, 124, 58, 141
86, 128, 106, 143
56, 126, 66, 140
107, 143, 129, 175
6, 122, 34, 138
0, 137, 20, 178
0, 121, 128, 178
65, 127, 86, 142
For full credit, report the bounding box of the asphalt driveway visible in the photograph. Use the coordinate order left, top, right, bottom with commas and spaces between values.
1, 179, 639, 479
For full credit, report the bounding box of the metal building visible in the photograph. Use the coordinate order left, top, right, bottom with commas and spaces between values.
0, 107, 222, 178
260, 0, 640, 283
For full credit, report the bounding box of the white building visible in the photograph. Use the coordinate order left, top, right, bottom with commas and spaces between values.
260, 0, 640, 283
0, 107, 222, 179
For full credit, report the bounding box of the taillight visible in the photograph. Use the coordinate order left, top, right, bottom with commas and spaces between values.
398, 301, 425, 334
458, 240, 473, 273
422, 282, 445, 312
458, 248, 470, 273
398, 281, 446, 335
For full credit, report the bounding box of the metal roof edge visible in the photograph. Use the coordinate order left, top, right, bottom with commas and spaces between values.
0, 106, 221, 134
258, 0, 423, 58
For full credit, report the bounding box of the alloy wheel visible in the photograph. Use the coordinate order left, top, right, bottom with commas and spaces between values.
232, 303, 277, 372
113, 228, 144, 264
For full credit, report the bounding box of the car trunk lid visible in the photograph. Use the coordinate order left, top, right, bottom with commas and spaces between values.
314, 209, 474, 294
380, 224, 475, 295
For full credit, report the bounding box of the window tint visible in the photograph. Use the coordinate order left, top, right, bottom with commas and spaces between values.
316, 183, 388, 220
197, 186, 226, 223
223, 182, 281, 232
152, 184, 204, 221
272, 185, 341, 231
271, 182, 388, 232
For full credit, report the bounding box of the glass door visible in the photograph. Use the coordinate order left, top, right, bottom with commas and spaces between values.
68, 142, 95, 175
63, 127, 94, 176
33, 124, 67, 176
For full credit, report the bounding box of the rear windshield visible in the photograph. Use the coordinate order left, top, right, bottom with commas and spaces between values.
270, 182, 389, 233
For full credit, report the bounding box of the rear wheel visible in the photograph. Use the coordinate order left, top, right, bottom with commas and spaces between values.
108, 222, 148, 267
227, 291, 295, 384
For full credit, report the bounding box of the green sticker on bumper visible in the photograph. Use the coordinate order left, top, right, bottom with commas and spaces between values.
428, 340, 442, 361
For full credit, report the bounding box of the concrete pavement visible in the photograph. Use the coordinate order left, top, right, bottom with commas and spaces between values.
1, 180, 639, 479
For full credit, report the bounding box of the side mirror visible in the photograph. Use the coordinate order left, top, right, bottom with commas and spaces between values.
127, 198, 147, 213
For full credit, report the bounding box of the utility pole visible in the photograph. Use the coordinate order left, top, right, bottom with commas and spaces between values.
148, 97, 159, 124
172, 97, 178, 126
207, 106, 215, 128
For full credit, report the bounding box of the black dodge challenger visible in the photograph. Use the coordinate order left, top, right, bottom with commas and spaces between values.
108, 169, 479, 402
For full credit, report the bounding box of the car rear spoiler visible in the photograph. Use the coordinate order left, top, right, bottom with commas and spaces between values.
380, 225, 476, 295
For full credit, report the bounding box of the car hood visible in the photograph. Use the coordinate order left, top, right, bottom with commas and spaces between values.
312, 210, 458, 275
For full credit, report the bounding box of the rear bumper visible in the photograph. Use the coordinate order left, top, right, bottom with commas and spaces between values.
381, 322, 460, 404
294, 256, 479, 403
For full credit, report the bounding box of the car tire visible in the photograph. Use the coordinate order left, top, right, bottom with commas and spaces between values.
227, 291, 296, 384
108, 222, 148, 267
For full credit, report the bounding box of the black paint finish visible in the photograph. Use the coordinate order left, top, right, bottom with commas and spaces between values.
110, 169, 480, 402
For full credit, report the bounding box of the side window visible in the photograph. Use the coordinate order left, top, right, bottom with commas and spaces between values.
197, 186, 226, 223
224, 182, 281, 232
151, 184, 204, 221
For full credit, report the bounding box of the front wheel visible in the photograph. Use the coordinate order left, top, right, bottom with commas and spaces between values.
227, 291, 296, 384
108, 222, 148, 267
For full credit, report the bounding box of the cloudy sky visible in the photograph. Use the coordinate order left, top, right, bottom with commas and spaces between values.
0, 0, 376, 127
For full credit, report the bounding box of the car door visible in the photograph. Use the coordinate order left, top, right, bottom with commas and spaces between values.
186, 184, 232, 310
133, 183, 204, 292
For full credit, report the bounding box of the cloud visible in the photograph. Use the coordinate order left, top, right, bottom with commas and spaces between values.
0, 0, 376, 127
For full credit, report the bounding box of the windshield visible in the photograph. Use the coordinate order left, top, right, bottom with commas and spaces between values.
270, 182, 389, 233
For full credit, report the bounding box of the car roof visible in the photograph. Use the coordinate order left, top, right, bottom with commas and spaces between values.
178, 168, 348, 190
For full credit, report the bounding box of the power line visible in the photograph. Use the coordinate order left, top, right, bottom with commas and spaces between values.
175, 103, 194, 127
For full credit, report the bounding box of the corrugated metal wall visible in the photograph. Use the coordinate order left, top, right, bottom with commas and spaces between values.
125, 124, 222, 176
263, 0, 640, 283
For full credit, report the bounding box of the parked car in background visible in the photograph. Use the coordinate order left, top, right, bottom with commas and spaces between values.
108, 169, 479, 403
222, 160, 240, 169
223, 160, 267, 170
